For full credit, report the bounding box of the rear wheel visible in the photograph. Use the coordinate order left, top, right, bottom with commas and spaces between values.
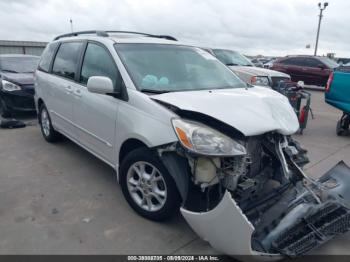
336, 113, 350, 136
120, 147, 181, 221
336, 120, 345, 136
39, 104, 61, 142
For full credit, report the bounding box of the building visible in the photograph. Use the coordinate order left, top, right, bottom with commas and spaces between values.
0, 40, 47, 56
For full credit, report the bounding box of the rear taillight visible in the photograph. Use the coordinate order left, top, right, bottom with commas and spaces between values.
325, 71, 334, 92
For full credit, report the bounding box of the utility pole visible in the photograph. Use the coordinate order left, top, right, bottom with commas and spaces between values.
314, 2, 329, 56
70, 18, 74, 33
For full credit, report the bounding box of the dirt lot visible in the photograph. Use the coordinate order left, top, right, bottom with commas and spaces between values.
0, 90, 349, 255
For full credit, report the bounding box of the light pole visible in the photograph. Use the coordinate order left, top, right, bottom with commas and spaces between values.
314, 2, 328, 56
70, 18, 74, 33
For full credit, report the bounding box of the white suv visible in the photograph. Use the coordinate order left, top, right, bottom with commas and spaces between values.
35, 31, 350, 258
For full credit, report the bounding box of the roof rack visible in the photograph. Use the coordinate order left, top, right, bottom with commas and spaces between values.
54, 30, 109, 40
105, 31, 177, 41
53, 30, 177, 41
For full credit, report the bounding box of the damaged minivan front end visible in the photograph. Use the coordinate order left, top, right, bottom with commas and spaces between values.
153, 97, 350, 258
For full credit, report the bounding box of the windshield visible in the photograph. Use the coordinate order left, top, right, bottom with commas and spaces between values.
212, 49, 254, 67
0, 56, 40, 73
115, 44, 246, 93
318, 57, 339, 69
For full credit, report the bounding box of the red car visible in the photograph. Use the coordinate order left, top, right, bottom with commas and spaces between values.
271, 55, 339, 87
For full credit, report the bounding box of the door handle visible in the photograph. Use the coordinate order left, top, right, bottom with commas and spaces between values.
73, 88, 82, 98
65, 86, 73, 94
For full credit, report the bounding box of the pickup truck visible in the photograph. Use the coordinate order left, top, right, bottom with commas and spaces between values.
325, 66, 350, 135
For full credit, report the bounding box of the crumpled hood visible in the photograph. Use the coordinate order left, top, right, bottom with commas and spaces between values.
152, 87, 299, 136
229, 66, 290, 78
1, 72, 35, 85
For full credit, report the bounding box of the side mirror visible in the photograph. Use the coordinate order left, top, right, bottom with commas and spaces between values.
87, 76, 114, 95
318, 65, 326, 70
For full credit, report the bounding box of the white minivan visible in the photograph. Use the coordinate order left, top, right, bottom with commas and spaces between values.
35, 31, 350, 258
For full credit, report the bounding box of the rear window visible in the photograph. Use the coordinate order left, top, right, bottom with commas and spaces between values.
52, 42, 83, 80
38, 42, 59, 72
318, 57, 339, 69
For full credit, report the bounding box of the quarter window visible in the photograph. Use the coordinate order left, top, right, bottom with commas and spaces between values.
52, 42, 83, 80
38, 42, 59, 72
80, 43, 121, 90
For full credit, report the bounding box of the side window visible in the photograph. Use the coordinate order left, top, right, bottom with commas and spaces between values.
304, 58, 322, 68
52, 42, 83, 80
280, 58, 298, 65
279, 58, 290, 65
80, 43, 122, 90
281, 57, 306, 66
38, 42, 59, 72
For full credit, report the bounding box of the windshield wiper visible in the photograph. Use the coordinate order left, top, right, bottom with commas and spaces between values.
140, 89, 170, 94
225, 63, 238, 66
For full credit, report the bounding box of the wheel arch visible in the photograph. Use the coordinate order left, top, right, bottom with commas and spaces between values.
118, 138, 148, 166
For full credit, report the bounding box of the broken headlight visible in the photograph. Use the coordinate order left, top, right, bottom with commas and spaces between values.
172, 118, 246, 156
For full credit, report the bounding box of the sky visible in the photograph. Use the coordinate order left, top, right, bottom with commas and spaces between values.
0, 0, 348, 57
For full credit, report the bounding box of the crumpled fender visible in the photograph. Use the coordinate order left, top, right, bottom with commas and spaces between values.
181, 191, 281, 259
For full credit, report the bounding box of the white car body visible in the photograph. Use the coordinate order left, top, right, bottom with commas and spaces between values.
35, 32, 350, 259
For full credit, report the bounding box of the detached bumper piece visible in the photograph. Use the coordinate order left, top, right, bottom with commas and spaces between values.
272, 203, 350, 256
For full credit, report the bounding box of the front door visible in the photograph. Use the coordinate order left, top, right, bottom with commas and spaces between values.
73, 42, 123, 164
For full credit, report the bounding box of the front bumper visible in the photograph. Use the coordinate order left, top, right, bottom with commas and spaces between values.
181, 161, 350, 258
0, 85, 35, 112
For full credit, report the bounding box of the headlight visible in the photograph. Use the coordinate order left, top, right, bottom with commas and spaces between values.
1, 80, 21, 91
172, 118, 246, 156
251, 76, 270, 86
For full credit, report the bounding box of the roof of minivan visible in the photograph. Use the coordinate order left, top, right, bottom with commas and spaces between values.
55, 34, 187, 45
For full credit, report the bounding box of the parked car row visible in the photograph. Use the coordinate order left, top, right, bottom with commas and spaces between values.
28, 30, 350, 259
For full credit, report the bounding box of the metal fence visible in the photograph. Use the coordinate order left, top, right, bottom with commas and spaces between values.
0, 40, 47, 56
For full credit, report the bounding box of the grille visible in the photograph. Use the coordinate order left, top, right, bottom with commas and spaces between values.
271, 204, 350, 257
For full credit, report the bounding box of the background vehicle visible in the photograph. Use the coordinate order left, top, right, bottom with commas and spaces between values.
35, 31, 350, 258
263, 58, 276, 69
271, 55, 339, 87
274, 80, 312, 134
250, 58, 264, 67
325, 66, 350, 135
0, 54, 39, 117
336, 57, 350, 66
208, 49, 290, 88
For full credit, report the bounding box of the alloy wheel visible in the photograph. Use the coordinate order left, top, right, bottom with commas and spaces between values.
126, 161, 167, 212
41, 108, 51, 137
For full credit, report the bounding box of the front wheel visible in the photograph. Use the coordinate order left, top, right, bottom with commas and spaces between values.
120, 147, 181, 221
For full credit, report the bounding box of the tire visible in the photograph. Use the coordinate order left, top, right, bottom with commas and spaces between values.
336, 120, 345, 136
39, 104, 61, 142
120, 147, 181, 221
0, 98, 11, 118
